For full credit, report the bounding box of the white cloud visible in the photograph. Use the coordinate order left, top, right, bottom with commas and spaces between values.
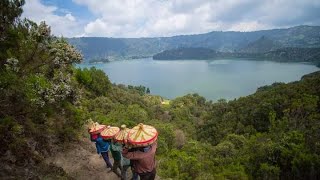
65, 13, 76, 22
73, 0, 320, 37
24, 0, 320, 37
74, 0, 220, 37
22, 0, 82, 37
228, 21, 270, 32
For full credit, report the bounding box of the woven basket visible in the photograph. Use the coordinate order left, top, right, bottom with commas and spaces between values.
101, 126, 120, 140
128, 123, 158, 147
114, 124, 130, 143
88, 122, 106, 135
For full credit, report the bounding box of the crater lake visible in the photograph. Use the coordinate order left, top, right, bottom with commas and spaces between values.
78, 58, 319, 101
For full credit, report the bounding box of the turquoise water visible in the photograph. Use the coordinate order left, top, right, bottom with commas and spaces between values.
78, 58, 319, 101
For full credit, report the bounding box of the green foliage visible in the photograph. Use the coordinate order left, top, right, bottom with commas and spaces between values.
159, 149, 201, 179
0, 2, 85, 178
2, 1, 320, 179
214, 164, 248, 180
68, 25, 320, 62
151, 121, 175, 154
128, 85, 150, 95
257, 163, 280, 180
0, 0, 25, 61
76, 67, 111, 96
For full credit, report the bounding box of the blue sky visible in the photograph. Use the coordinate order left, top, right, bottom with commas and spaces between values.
40, 0, 94, 21
22, 0, 320, 38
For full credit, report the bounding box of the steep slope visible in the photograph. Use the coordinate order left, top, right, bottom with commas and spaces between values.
153, 47, 218, 60
46, 137, 120, 180
46, 134, 161, 180
153, 46, 320, 64
68, 25, 320, 62
262, 47, 320, 62
239, 36, 279, 53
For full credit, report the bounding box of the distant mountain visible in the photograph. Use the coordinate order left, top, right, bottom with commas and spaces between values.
153, 47, 237, 60
153, 47, 219, 60
262, 47, 320, 62
239, 36, 279, 53
153, 47, 320, 64
68, 25, 320, 63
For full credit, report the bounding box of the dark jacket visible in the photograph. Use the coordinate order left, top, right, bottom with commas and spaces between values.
122, 141, 157, 173
110, 142, 122, 161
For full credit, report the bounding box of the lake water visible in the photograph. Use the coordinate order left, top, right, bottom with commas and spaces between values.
78, 58, 319, 101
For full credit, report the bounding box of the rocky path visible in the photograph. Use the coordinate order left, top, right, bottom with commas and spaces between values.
47, 137, 123, 180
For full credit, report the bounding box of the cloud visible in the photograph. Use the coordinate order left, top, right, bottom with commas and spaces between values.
24, 0, 320, 37
22, 0, 82, 37
207, 0, 320, 30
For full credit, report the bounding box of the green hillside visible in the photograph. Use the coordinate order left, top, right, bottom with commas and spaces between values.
263, 47, 320, 62
1, 1, 320, 179
69, 26, 320, 63
239, 36, 279, 53
153, 47, 320, 65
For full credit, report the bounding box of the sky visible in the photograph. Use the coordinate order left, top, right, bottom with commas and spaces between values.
22, 0, 320, 38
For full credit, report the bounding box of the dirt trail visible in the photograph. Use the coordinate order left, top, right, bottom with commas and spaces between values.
47, 137, 123, 180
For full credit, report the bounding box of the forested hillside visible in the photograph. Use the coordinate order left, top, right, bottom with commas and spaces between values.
239, 36, 279, 53
153, 47, 320, 65
74, 67, 320, 180
153, 47, 219, 60
1, 1, 320, 179
263, 47, 320, 62
68, 26, 320, 62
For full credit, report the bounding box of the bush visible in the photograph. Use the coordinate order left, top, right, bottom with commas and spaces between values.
76, 67, 111, 96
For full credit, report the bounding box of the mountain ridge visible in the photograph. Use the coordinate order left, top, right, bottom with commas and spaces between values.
68, 25, 320, 63
153, 47, 320, 64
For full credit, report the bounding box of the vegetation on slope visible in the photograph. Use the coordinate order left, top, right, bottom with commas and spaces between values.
0, 0, 82, 178
69, 26, 320, 62
239, 36, 279, 53
263, 47, 320, 62
153, 47, 320, 65
153, 47, 219, 60
69, 67, 320, 180
1, 1, 320, 179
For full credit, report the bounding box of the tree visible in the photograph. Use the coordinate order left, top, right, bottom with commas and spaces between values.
76, 67, 111, 96
0, 2, 84, 175
0, 0, 25, 40
0, 0, 25, 65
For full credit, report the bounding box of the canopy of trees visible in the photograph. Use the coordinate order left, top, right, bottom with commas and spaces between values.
1, 1, 320, 179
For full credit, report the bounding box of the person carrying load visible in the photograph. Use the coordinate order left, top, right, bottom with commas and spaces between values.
122, 123, 158, 180
114, 124, 132, 180
101, 125, 122, 178
87, 120, 113, 169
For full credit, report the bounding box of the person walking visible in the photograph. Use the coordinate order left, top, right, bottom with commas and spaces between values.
122, 141, 157, 180
121, 154, 131, 180
110, 141, 123, 177
94, 133, 113, 169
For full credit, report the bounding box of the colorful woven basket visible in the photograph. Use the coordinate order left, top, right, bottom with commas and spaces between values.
128, 123, 158, 147
88, 122, 106, 135
114, 124, 130, 143
101, 126, 120, 140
